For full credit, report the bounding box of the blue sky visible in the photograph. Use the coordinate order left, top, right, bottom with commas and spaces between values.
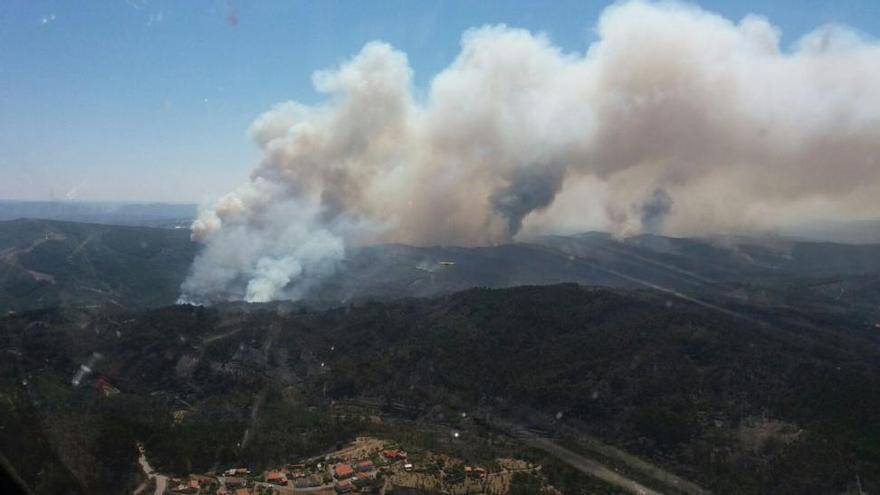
1, 0, 878, 203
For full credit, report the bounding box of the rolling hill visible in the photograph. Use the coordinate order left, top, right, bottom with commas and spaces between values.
0, 219, 196, 313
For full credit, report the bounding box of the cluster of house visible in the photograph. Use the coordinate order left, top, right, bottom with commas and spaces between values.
381, 449, 412, 471
327, 448, 415, 493
464, 466, 487, 479
163, 442, 420, 495
264, 470, 287, 485
331, 458, 378, 493
168, 475, 223, 495
259, 464, 324, 490
215, 468, 251, 495
170, 479, 201, 494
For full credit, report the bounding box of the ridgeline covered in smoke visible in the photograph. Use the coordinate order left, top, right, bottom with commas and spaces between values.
180, 1, 880, 303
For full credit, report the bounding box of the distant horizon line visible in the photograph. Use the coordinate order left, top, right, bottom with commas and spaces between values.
0, 198, 199, 206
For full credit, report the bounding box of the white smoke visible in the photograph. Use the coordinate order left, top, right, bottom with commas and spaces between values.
180, 0, 880, 303
180, 182, 348, 303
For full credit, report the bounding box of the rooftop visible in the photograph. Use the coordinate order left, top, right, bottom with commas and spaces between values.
334, 463, 354, 477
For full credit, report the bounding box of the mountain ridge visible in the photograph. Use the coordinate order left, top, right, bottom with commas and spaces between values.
2, 218, 880, 321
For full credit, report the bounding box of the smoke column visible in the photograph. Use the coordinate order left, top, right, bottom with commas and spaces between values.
180, 1, 880, 303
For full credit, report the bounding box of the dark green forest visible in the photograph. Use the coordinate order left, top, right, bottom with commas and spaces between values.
2, 284, 879, 493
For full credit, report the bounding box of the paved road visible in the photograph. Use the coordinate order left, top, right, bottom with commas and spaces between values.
524, 435, 662, 495
478, 411, 709, 495
251, 480, 335, 493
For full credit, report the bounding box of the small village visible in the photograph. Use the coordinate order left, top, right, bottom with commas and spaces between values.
136, 437, 551, 495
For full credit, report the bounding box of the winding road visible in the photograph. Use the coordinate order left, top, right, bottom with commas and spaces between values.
135, 443, 167, 495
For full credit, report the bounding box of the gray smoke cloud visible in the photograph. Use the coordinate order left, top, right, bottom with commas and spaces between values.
491, 165, 567, 236
639, 187, 674, 234
180, 1, 880, 303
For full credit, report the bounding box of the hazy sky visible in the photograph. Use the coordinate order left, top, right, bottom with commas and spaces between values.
1, 0, 878, 203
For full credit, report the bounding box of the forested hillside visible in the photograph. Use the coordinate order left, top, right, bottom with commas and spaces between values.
0, 219, 196, 312
2, 285, 878, 493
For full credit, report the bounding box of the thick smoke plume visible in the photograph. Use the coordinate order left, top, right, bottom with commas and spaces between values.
181, 1, 880, 303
